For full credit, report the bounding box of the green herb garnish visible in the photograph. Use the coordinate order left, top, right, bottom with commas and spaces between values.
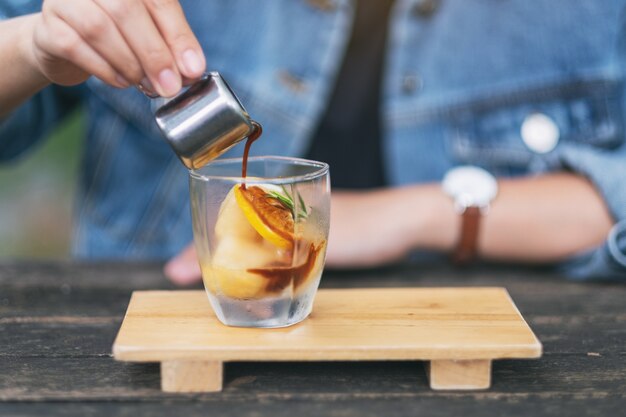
266, 185, 309, 221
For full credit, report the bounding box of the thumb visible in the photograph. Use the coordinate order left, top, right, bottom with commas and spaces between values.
164, 243, 202, 286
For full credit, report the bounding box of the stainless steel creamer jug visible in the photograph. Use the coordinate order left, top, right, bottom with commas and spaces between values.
140, 72, 257, 170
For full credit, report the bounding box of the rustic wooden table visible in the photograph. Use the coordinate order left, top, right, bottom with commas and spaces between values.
1, 261, 625, 416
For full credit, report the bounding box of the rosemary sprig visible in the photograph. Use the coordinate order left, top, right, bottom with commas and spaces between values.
266, 186, 309, 220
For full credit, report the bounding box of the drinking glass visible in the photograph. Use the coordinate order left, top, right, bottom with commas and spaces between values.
189, 156, 330, 328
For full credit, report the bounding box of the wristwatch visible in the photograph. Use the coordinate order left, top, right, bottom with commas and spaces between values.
442, 166, 498, 264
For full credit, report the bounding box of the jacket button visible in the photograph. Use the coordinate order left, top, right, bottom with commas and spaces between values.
278, 70, 309, 94
402, 73, 423, 94
521, 113, 560, 154
306, 0, 337, 12
412, 0, 440, 18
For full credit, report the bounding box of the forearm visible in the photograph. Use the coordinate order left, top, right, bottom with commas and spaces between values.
0, 14, 49, 118
480, 173, 612, 261
407, 172, 613, 262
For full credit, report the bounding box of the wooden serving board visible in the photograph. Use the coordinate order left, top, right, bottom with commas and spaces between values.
113, 288, 542, 392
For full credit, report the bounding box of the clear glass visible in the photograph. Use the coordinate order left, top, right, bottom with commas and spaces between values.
189, 156, 330, 328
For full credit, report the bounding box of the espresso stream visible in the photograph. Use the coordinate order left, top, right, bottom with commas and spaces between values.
241, 121, 263, 189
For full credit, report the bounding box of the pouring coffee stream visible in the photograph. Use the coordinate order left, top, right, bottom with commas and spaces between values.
241, 121, 263, 188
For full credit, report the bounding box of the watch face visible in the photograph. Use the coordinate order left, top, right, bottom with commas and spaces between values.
442, 166, 498, 208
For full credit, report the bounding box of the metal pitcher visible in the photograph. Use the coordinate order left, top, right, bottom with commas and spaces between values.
140, 72, 257, 170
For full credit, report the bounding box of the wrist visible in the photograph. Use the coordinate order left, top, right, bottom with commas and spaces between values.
402, 184, 459, 252
17, 14, 50, 91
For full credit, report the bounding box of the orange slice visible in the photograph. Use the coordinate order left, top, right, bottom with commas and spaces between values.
234, 184, 294, 249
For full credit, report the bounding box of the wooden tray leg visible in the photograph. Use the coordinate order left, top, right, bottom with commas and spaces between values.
426, 359, 491, 390
161, 360, 223, 393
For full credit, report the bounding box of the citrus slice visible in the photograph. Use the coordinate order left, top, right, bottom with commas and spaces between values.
234, 184, 294, 249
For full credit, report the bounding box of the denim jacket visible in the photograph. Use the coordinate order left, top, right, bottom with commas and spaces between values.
2, 0, 626, 280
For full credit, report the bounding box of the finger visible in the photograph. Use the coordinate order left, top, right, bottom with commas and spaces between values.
50, 0, 143, 84
93, 0, 181, 97
164, 244, 202, 286
144, 0, 206, 79
38, 15, 128, 88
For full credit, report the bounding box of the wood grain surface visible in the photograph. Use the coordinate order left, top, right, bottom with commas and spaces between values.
1, 261, 625, 416
113, 288, 541, 361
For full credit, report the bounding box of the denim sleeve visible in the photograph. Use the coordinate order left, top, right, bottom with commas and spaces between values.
558, 220, 626, 281
0, 86, 83, 162
0, 0, 81, 162
553, 2, 626, 281
556, 141, 626, 281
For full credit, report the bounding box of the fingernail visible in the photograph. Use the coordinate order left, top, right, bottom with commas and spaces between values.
115, 74, 130, 88
139, 77, 158, 97
182, 49, 205, 75
157, 68, 181, 97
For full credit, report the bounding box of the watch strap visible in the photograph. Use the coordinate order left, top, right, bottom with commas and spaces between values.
453, 206, 481, 264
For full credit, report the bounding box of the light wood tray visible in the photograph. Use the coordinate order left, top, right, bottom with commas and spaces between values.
113, 288, 542, 392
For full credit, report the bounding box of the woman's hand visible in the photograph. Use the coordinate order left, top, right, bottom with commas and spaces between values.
25, 0, 206, 97
165, 243, 201, 286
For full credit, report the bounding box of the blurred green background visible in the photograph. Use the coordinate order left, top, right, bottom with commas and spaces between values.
0, 111, 84, 259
